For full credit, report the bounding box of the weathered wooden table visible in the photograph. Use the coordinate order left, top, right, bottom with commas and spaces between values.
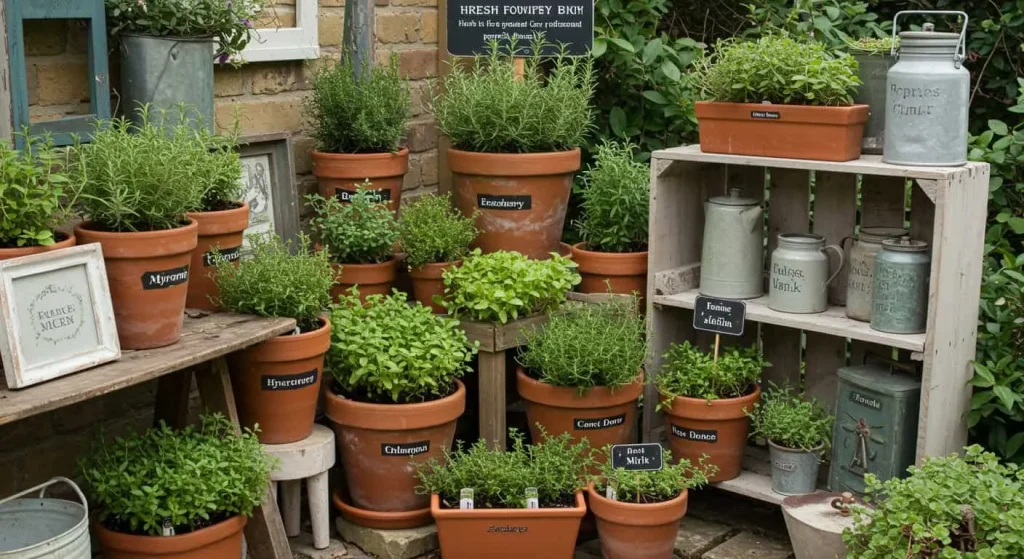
0, 311, 298, 559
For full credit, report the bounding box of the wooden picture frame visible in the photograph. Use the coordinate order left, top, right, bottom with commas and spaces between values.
238, 132, 301, 248
237, 0, 319, 63
0, 243, 120, 389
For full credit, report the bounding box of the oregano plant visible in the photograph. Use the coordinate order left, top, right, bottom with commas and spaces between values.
746, 386, 833, 451
0, 133, 75, 248
656, 341, 767, 405
307, 187, 398, 265
591, 446, 714, 503
398, 193, 478, 269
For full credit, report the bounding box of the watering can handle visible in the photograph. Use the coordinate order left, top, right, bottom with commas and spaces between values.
890, 10, 969, 68
0, 477, 88, 516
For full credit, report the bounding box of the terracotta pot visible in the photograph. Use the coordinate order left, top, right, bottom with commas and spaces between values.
559, 242, 573, 258
325, 380, 466, 529
185, 202, 249, 311
0, 231, 75, 261
408, 260, 459, 313
449, 148, 580, 260
661, 384, 761, 482
331, 258, 398, 304
587, 483, 688, 559
95, 515, 246, 559
229, 317, 330, 444
571, 242, 648, 301
432, 491, 586, 559
695, 102, 869, 162
75, 220, 198, 350
311, 149, 409, 215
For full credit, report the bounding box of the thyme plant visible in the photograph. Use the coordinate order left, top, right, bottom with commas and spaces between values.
656, 341, 767, 404
575, 141, 650, 253
398, 193, 478, 269
592, 446, 714, 503
0, 133, 75, 247
307, 187, 398, 264
747, 386, 833, 451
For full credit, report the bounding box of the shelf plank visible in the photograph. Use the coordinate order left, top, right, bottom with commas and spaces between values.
711, 448, 829, 506
653, 289, 925, 352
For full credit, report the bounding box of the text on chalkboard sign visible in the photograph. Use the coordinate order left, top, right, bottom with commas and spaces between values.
610, 443, 664, 471
692, 296, 746, 336
447, 0, 594, 57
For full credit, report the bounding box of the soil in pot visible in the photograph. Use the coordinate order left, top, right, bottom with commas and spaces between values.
312, 149, 409, 215
229, 317, 331, 444
185, 202, 249, 311
409, 260, 459, 313
95, 515, 246, 559
74, 220, 198, 350
331, 259, 398, 304
661, 384, 761, 482
571, 243, 648, 301
587, 483, 688, 559
449, 149, 580, 260
769, 441, 823, 496
0, 231, 75, 261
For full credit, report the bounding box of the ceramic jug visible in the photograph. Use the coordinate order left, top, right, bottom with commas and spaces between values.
769, 233, 844, 314
699, 188, 764, 299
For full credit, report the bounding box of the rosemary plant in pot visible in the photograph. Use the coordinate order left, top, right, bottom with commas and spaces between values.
398, 193, 478, 312
214, 234, 335, 444
655, 341, 767, 481
432, 38, 594, 259
305, 55, 411, 213
325, 291, 477, 529
747, 386, 833, 496
80, 415, 272, 559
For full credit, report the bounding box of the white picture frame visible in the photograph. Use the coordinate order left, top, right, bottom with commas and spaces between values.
237, 0, 320, 63
0, 244, 120, 389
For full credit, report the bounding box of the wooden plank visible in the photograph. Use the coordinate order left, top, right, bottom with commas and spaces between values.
478, 350, 506, 449
910, 182, 935, 246
458, 320, 496, 352
643, 305, 694, 442
804, 333, 844, 411
653, 264, 701, 297
649, 160, 704, 288
0, 0, 11, 143
712, 446, 828, 505
860, 175, 906, 229
494, 314, 550, 351
153, 369, 193, 428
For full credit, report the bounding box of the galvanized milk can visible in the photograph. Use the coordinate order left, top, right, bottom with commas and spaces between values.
871, 238, 930, 334
844, 227, 908, 322
769, 233, 844, 314
882, 11, 969, 166
699, 188, 764, 299
0, 477, 91, 558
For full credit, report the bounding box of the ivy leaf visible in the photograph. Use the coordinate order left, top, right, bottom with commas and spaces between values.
988, 119, 1009, 135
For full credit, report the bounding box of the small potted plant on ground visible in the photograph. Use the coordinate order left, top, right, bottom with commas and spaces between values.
655, 341, 767, 481
572, 141, 649, 299
398, 193, 478, 313
305, 55, 410, 213
693, 35, 867, 161
587, 446, 714, 559
845, 36, 897, 154
747, 386, 833, 495
415, 430, 591, 559
80, 414, 272, 559
308, 187, 399, 303
516, 297, 646, 453
214, 234, 334, 444
432, 38, 595, 259
325, 291, 477, 529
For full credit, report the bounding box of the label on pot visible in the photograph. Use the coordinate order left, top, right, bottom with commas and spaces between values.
477, 194, 531, 211
670, 424, 719, 443
573, 414, 625, 431
381, 441, 430, 456
693, 296, 746, 336
487, 525, 528, 533
525, 487, 539, 509
261, 369, 319, 391
611, 443, 664, 471
141, 266, 190, 290
850, 391, 883, 411
750, 110, 781, 120
202, 245, 242, 267
772, 459, 797, 472
336, 188, 391, 203
460, 488, 474, 510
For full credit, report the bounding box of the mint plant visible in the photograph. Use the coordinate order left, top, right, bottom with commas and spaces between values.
591, 446, 714, 503
747, 386, 833, 451
0, 133, 75, 248
398, 193, 478, 269
656, 341, 767, 404
308, 187, 398, 264
575, 141, 650, 253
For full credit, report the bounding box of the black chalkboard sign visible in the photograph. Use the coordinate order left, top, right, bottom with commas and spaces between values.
446, 0, 594, 56
692, 296, 746, 336
610, 443, 663, 471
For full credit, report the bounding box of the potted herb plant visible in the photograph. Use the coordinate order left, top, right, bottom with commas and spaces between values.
693, 35, 868, 161
308, 187, 399, 304
655, 341, 767, 481
516, 298, 646, 453
432, 38, 595, 259
398, 193, 478, 312
846, 36, 897, 154
71, 110, 205, 349
747, 386, 833, 495
305, 55, 411, 213
572, 141, 649, 299
0, 134, 77, 260
325, 291, 477, 529
214, 234, 334, 444
415, 430, 591, 559
587, 446, 714, 559
80, 414, 272, 559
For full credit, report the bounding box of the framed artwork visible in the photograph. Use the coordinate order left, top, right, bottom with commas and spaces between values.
237, 0, 320, 63
238, 132, 301, 249
0, 244, 120, 389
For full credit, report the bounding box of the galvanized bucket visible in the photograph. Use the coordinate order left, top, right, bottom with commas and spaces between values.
0, 477, 90, 558
769, 442, 822, 496
119, 34, 216, 132
853, 53, 894, 154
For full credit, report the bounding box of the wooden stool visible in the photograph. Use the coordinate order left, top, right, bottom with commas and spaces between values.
264, 424, 336, 549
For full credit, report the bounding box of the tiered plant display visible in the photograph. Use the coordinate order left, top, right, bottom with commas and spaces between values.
214, 234, 334, 444
398, 193, 478, 313
747, 386, 832, 495
415, 431, 590, 559
80, 415, 272, 559
325, 291, 477, 529
308, 188, 398, 303
0, 134, 76, 260
305, 55, 410, 213
433, 39, 595, 259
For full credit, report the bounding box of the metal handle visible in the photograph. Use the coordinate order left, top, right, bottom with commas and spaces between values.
890, 10, 969, 68
0, 477, 88, 516
824, 244, 845, 287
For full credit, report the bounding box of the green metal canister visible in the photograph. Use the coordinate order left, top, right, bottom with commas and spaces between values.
870, 239, 930, 334
844, 227, 907, 322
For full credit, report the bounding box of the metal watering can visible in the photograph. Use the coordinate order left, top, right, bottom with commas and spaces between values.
0, 478, 91, 558
699, 188, 765, 300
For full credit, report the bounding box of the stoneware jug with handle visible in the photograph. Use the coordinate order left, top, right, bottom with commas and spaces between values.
699, 188, 764, 299
769, 233, 844, 314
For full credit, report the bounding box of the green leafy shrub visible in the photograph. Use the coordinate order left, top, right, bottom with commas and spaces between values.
432, 38, 595, 153
398, 193, 478, 269
844, 445, 1024, 558
79, 414, 272, 536
747, 386, 833, 451
743, 0, 890, 49
326, 291, 477, 403
591, 446, 713, 503
656, 341, 767, 404
308, 187, 398, 264
518, 297, 646, 390
415, 429, 592, 509
575, 141, 650, 253
214, 234, 334, 331
304, 55, 410, 154
0, 133, 75, 248
195, 125, 244, 211
441, 250, 581, 323
844, 36, 896, 55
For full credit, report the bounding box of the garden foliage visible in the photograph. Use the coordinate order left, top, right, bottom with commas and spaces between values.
398, 193, 478, 269
0, 133, 75, 248
308, 188, 398, 265
746, 386, 833, 451
592, 446, 713, 503
575, 141, 650, 253
656, 341, 767, 403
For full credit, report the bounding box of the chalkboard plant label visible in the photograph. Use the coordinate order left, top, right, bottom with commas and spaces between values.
187, 202, 251, 311
573, 414, 626, 431
382, 441, 430, 456
670, 425, 719, 443
141, 266, 190, 290
693, 296, 746, 336
446, 0, 594, 56
610, 443, 664, 471
261, 368, 319, 391
202, 245, 242, 267
477, 194, 531, 211
337, 187, 392, 204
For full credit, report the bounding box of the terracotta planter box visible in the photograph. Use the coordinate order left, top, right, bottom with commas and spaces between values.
695, 101, 869, 162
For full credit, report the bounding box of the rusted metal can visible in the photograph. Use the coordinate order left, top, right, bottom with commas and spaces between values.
845, 227, 907, 322
871, 238, 930, 334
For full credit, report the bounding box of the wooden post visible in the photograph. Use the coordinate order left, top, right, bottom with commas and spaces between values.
0, 0, 11, 143
478, 351, 506, 450
712, 334, 720, 371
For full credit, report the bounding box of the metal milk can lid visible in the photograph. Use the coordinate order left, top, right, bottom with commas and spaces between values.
889, 11, 968, 66
881, 237, 929, 252
708, 187, 757, 207
857, 227, 908, 243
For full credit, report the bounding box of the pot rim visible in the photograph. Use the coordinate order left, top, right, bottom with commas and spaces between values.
120, 33, 217, 43
94, 514, 247, 553
767, 440, 825, 454
335, 257, 398, 270
694, 101, 870, 125
430, 491, 586, 519
515, 367, 644, 409
246, 316, 330, 356
187, 201, 250, 236
659, 384, 762, 421
586, 482, 688, 523
570, 242, 649, 258
409, 259, 460, 278
447, 147, 581, 177
325, 379, 466, 431
311, 147, 410, 159
0, 231, 76, 254
75, 218, 198, 239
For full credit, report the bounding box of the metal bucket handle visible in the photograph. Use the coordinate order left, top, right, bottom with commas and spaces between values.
890, 10, 969, 68
0, 477, 88, 516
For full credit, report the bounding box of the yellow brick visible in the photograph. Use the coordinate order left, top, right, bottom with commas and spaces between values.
255, 5, 296, 29
215, 94, 306, 136
420, 10, 438, 44
318, 11, 344, 47
250, 62, 307, 95
408, 79, 431, 117
292, 135, 316, 175
35, 61, 89, 106
320, 0, 345, 6
392, 0, 438, 6
418, 149, 438, 186
214, 67, 245, 97
376, 12, 421, 44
